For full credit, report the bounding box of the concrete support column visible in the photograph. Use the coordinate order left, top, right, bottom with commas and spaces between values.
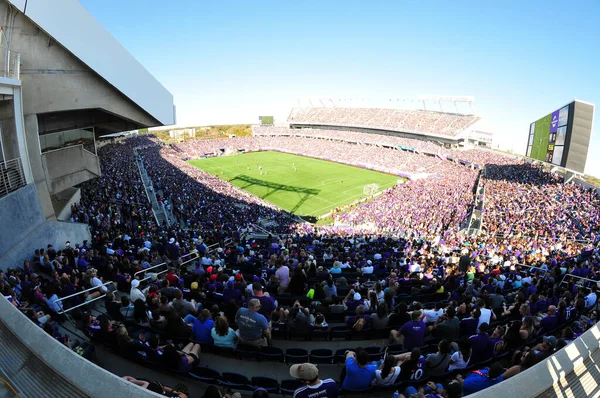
12, 85, 34, 184
24, 113, 56, 220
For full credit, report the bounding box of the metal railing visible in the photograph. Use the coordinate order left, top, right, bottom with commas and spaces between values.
55, 281, 116, 314
0, 157, 26, 198
516, 263, 549, 278
133, 148, 160, 225
133, 250, 199, 282
1, 47, 21, 80
559, 273, 598, 292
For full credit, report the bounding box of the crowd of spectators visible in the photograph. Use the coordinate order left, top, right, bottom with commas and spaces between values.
287, 107, 481, 137
252, 126, 517, 167
482, 163, 600, 244
4, 126, 600, 398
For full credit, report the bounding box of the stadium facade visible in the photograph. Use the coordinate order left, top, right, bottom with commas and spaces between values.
0, 0, 174, 267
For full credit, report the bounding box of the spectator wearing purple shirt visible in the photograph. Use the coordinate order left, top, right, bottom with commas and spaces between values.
539, 305, 559, 334
469, 322, 491, 364
344, 290, 363, 314
390, 310, 426, 349
251, 282, 276, 319
289, 362, 339, 398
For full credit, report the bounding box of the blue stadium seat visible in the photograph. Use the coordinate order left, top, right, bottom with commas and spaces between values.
280, 379, 303, 395
310, 348, 334, 364
189, 367, 220, 384
285, 348, 309, 363
236, 343, 261, 361
330, 326, 350, 340
260, 346, 285, 362
251, 376, 279, 394
219, 372, 253, 390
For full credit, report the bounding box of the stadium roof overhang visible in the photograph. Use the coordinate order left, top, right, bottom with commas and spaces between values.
7, 0, 175, 128
36, 108, 147, 137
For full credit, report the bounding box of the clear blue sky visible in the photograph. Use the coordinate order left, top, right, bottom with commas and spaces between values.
80, 0, 600, 176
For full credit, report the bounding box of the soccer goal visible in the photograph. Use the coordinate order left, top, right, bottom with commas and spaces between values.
363, 183, 379, 195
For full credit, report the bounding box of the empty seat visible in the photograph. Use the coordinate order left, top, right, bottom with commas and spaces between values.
285, 348, 309, 363
212, 346, 236, 358
280, 379, 304, 395
251, 376, 279, 394
260, 346, 285, 362
219, 372, 252, 390
236, 343, 260, 361
310, 348, 334, 364
330, 326, 350, 340
189, 367, 220, 384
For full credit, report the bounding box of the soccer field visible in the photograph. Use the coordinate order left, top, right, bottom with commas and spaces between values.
188, 151, 398, 219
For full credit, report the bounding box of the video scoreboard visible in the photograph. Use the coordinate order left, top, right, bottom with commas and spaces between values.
527, 100, 594, 174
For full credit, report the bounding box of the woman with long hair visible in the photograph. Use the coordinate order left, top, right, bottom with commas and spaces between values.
211, 316, 238, 348
365, 290, 378, 313
519, 316, 535, 340
448, 339, 472, 371
374, 282, 384, 300
133, 299, 151, 327
372, 354, 401, 386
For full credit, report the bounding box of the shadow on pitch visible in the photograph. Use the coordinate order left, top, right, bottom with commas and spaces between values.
231, 175, 321, 214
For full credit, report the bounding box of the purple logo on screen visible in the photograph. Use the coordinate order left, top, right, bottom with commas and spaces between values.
550, 110, 559, 133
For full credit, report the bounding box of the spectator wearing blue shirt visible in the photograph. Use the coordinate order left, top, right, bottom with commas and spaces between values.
341, 349, 377, 390
187, 309, 214, 344
235, 298, 271, 346
459, 362, 504, 395
323, 279, 337, 299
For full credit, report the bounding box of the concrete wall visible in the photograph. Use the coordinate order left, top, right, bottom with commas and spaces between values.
0, 183, 44, 260
41, 145, 100, 194
24, 113, 55, 219
6, 0, 175, 126
472, 322, 600, 398
0, 183, 91, 271
0, 294, 164, 398
0, 1, 159, 127
0, 99, 20, 161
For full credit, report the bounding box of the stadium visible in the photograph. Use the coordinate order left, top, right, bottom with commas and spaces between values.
0, 1, 599, 398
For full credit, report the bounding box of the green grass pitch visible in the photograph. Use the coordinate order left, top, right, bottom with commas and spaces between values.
188, 151, 399, 218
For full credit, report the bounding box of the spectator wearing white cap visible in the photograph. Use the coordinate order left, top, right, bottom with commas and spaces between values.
361, 260, 374, 275
130, 279, 146, 303
343, 289, 362, 314
289, 363, 339, 398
